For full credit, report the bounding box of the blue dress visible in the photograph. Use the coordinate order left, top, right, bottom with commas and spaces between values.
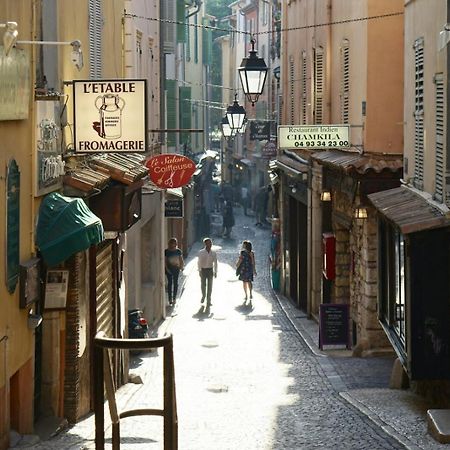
238, 250, 254, 282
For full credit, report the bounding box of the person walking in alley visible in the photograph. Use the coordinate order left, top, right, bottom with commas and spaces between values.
241, 185, 249, 215
222, 200, 235, 238
197, 237, 218, 307
236, 240, 256, 303
165, 237, 184, 305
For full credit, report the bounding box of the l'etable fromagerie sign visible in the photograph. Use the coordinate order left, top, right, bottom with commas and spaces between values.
73, 79, 147, 153
278, 125, 350, 150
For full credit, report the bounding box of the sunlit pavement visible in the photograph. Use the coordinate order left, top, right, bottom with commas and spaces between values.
25, 207, 446, 449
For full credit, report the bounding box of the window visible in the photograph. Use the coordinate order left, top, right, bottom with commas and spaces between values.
314, 47, 324, 124
379, 220, 407, 352
340, 40, 350, 124
434, 73, 444, 202
414, 38, 424, 189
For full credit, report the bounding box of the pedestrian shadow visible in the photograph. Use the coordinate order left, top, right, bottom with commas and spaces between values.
235, 302, 254, 315
192, 305, 214, 321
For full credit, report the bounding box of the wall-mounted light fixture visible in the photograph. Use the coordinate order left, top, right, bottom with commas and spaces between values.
354, 205, 368, 220
0, 21, 18, 56
17, 39, 84, 70
237, 118, 248, 134
320, 190, 331, 202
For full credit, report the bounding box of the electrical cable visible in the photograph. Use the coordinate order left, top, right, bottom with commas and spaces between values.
124, 11, 404, 37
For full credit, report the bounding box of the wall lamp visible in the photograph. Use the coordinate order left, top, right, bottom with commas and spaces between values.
0, 21, 18, 56
354, 206, 368, 220
320, 190, 331, 202
16, 39, 84, 70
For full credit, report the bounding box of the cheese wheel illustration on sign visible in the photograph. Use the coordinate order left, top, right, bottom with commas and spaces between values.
146, 154, 196, 188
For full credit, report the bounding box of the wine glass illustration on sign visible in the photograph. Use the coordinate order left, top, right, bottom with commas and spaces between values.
94, 94, 125, 139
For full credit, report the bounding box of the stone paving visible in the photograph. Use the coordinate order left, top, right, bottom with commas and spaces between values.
18, 207, 448, 449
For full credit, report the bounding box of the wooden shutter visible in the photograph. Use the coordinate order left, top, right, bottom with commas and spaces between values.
414, 38, 424, 188
162, 0, 176, 53
179, 86, 191, 145
340, 40, 350, 124
176, 0, 186, 43
289, 55, 295, 124
88, 0, 102, 79
166, 79, 177, 147
202, 17, 212, 65
301, 51, 307, 124
435, 73, 445, 201
314, 47, 324, 124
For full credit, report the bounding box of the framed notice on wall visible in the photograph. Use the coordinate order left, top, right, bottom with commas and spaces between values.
44, 270, 69, 310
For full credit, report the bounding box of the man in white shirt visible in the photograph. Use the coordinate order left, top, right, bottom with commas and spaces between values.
197, 237, 218, 307
241, 186, 249, 216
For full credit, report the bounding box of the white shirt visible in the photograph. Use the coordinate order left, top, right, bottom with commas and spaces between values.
241, 186, 248, 199
198, 248, 218, 274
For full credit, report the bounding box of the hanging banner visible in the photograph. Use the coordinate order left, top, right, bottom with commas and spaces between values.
73, 79, 147, 153
278, 125, 350, 149
146, 154, 196, 188
250, 121, 272, 141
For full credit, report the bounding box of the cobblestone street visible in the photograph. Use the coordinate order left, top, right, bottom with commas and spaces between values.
23, 208, 447, 450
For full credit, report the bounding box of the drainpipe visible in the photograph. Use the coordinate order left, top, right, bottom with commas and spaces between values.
186, 0, 202, 19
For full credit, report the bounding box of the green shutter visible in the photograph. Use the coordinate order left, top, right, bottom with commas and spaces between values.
176, 0, 186, 43
202, 18, 212, 66
166, 79, 177, 147
179, 86, 192, 145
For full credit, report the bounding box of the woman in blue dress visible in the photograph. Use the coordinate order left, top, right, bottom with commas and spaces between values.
236, 240, 257, 302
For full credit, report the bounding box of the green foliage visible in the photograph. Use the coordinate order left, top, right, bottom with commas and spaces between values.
205, 0, 230, 19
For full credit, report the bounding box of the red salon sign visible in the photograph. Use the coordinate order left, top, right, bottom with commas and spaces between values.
146, 154, 196, 188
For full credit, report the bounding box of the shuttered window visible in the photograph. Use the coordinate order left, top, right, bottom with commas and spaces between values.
340, 40, 350, 124
136, 31, 143, 77
176, 0, 186, 43
202, 17, 212, 65
179, 86, 191, 145
166, 79, 177, 147
414, 38, 424, 188
314, 47, 324, 124
289, 55, 295, 124
435, 73, 445, 202
301, 51, 307, 124
162, 0, 176, 53
88, 0, 102, 79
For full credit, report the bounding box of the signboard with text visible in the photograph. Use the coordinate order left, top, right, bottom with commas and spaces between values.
250, 121, 273, 141
73, 79, 147, 153
146, 154, 196, 188
278, 125, 350, 150
165, 200, 184, 218
319, 304, 351, 349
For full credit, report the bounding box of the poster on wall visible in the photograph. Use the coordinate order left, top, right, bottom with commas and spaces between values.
35, 100, 63, 196
44, 270, 69, 310
73, 79, 147, 153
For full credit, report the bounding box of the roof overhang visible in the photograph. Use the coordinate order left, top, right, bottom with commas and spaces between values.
368, 186, 450, 234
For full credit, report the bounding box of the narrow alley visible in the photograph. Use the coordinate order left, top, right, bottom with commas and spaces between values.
23, 207, 446, 450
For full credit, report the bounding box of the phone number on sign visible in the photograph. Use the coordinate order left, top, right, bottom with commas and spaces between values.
293, 140, 349, 148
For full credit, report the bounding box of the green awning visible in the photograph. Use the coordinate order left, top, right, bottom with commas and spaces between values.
36, 193, 104, 267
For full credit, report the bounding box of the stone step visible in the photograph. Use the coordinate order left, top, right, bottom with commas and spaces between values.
427, 409, 450, 443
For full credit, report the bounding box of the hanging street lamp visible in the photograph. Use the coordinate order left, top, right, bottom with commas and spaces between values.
238, 39, 268, 106
221, 115, 236, 141
237, 117, 248, 134
226, 94, 246, 131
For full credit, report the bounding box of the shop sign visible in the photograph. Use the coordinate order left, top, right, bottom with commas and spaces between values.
146, 154, 196, 188
0, 48, 30, 120
319, 304, 351, 349
73, 79, 147, 153
44, 270, 69, 309
250, 120, 272, 141
35, 100, 63, 196
278, 125, 350, 149
165, 200, 183, 218
262, 142, 277, 159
